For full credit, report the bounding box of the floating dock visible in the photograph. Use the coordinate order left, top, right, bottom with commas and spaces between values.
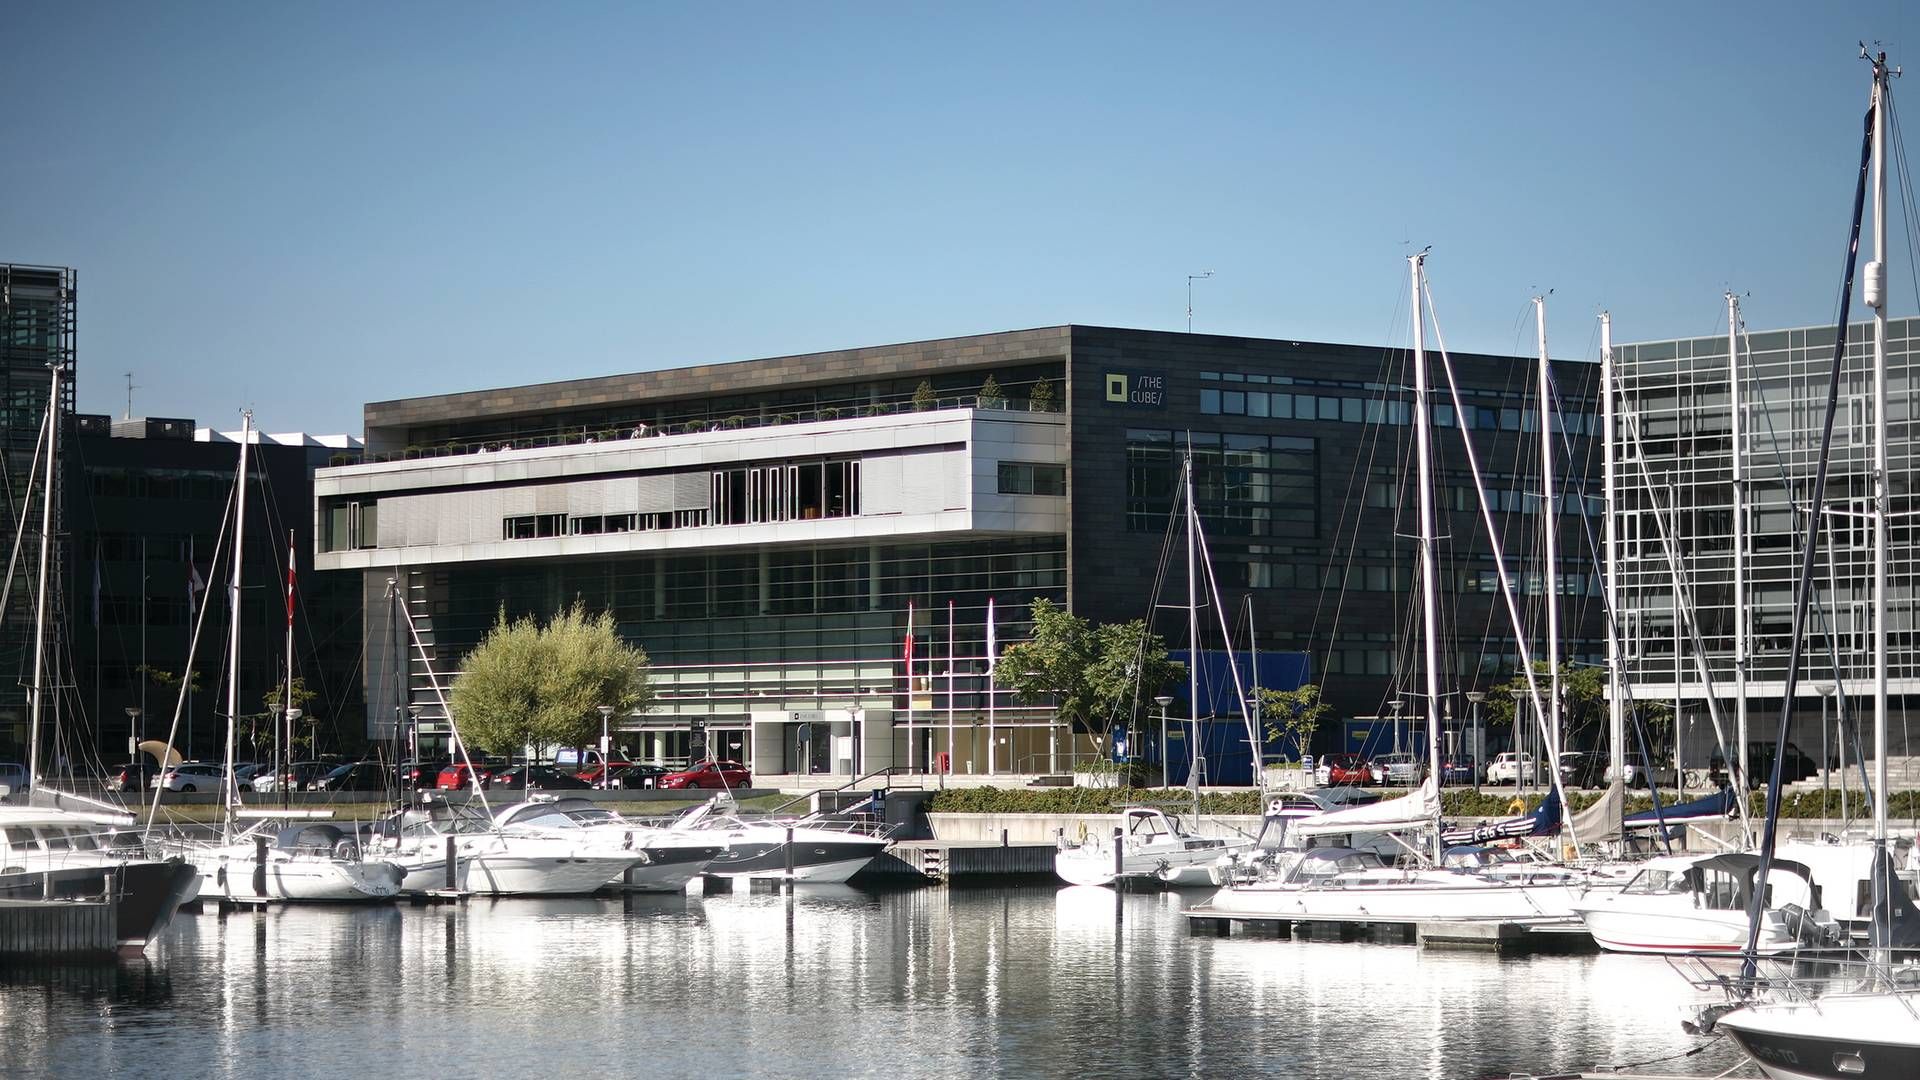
0, 897, 117, 959
875, 840, 1057, 882
1181, 906, 1595, 954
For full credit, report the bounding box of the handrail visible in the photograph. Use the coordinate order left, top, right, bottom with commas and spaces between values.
762, 766, 909, 817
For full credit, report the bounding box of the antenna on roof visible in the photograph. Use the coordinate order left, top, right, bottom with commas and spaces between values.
1187, 271, 1215, 333
124, 372, 138, 419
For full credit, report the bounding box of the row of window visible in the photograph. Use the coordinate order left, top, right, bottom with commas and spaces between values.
1364, 480, 1606, 518
1125, 431, 1319, 540
713, 460, 860, 526
1201, 386, 1602, 437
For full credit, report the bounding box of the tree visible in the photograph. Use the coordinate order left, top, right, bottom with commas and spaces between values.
1028, 375, 1055, 413
1258, 683, 1330, 759
1483, 661, 1669, 748
260, 676, 322, 755
993, 599, 1183, 752
978, 374, 1005, 408
912, 379, 937, 411
450, 603, 655, 757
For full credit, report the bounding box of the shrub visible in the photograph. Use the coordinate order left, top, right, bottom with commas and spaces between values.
1028, 376, 1056, 413
912, 380, 937, 411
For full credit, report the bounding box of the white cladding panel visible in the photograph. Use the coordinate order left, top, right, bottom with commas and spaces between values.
863, 449, 966, 515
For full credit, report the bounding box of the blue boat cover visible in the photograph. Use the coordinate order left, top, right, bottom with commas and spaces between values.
1438, 788, 1560, 846
1622, 787, 1737, 827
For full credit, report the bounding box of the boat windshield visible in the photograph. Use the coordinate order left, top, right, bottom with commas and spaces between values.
1284, 850, 1385, 883
1621, 868, 1691, 896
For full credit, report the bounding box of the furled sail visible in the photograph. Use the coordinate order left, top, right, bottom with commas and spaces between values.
1292, 778, 1439, 838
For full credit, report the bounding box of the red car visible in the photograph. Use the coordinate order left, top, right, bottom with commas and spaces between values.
655, 760, 750, 790
572, 760, 633, 786
435, 761, 500, 790
1322, 753, 1375, 786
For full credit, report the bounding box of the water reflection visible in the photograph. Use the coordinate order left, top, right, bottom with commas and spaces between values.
0, 884, 1748, 1079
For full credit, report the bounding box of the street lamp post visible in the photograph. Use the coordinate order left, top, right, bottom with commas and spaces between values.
1511, 688, 1528, 792
1154, 695, 1174, 787
270, 704, 283, 800
283, 707, 302, 810
596, 705, 615, 789
1388, 698, 1405, 758
1464, 692, 1485, 793
1817, 683, 1836, 822
125, 707, 141, 771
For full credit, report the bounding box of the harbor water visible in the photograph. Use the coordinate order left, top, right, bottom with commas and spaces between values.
0, 882, 1750, 1079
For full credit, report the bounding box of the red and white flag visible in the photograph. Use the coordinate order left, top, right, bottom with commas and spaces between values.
285, 532, 297, 628
902, 600, 915, 677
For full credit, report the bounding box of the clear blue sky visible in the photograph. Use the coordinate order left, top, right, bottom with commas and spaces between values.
3, 3, 1916, 434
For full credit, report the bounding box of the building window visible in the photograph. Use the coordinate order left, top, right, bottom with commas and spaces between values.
572, 514, 639, 535
323, 499, 379, 551
502, 514, 566, 540
997, 462, 1066, 496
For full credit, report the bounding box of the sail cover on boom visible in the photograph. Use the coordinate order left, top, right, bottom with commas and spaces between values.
1438, 789, 1561, 846
1292, 778, 1439, 838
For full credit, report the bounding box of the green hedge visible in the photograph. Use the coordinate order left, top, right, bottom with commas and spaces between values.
924, 786, 1920, 820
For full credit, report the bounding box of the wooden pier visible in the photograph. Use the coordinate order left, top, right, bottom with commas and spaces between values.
0, 898, 117, 960
1181, 906, 1595, 955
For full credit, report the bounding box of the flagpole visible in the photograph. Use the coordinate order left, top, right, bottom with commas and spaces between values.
987, 597, 1001, 774
904, 600, 915, 774
948, 600, 959, 776
284, 529, 296, 812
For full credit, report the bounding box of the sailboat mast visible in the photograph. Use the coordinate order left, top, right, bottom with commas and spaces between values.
26, 363, 61, 791
1410, 253, 1443, 861
1534, 297, 1563, 774
1184, 453, 1203, 790
1601, 313, 1625, 795
1868, 52, 1890, 849
1727, 293, 1750, 791
223, 411, 253, 833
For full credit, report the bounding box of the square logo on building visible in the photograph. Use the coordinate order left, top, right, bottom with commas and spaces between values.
1105, 370, 1168, 409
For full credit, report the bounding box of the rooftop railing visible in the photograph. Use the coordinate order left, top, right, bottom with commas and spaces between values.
356, 392, 1054, 466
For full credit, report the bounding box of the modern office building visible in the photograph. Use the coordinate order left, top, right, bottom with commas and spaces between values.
0, 264, 75, 759
56, 418, 365, 768
318, 326, 1606, 781
1610, 315, 1920, 767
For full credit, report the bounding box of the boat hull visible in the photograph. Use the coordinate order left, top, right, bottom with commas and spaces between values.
0, 860, 201, 955
704, 838, 886, 884
1575, 904, 1798, 955
1718, 994, 1920, 1080
193, 851, 403, 902
1202, 877, 1586, 922
463, 853, 640, 895
619, 843, 724, 892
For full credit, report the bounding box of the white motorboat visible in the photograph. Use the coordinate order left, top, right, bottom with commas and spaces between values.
1055, 806, 1252, 887
1573, 851, 1837, 956
370, 802, 644, 895
668, 797, 892, 884
164, 822, 404, 903
1715, 980, 1920, 1080
491, 798, 724, 892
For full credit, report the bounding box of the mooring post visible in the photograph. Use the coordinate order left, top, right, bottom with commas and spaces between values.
785, 826, 795, 888
1113, 826, 1124, 883
1001, 828, 1008, 848
253, 836, 269, 897
445, 835, 458, 890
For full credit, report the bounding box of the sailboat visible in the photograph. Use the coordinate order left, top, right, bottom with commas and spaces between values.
150, 411, 402, 903
1051, 452, 1254, 887
1, 362, 203, 952
1189, 254, 1628, 926
1695, 50, 1920, 1079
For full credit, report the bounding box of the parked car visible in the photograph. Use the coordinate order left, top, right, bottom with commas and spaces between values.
105, 761, 162, 792
152, 762, 226, 793
254, 760, 339, 794
1708, 741, 1821, 789
0, 762, 28, 797
233, 763, 271, 791
1485, 752, 1536, 786
487, 766, 592, 791
397, 759, 451, 790
655, 760, 751, 790
607, 763, 672, 790
309, 761, 391, 792
1372, 752, 1423, 784
1557, 751, 1607, 789
1605, 752, 1678, 790
436, 760, 505, 790
1318, 753, 1375, 786
572, 760, 634, 787
1439, 756, 1480, 786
